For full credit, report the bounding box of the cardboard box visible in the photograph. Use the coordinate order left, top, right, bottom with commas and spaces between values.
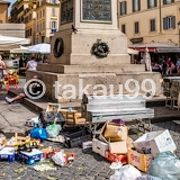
128, 148, 153, 172
105, 151, 127, 164
133, 130, 177, 157
127, 137, 134, 149
92, 138, 108, 157
46, 103, 61, 112
99, 122, 128, 154
103, 122, 128, 142
109, 141, 127, 154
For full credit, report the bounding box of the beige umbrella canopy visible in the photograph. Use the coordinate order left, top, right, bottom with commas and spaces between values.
10, 46, 29, 54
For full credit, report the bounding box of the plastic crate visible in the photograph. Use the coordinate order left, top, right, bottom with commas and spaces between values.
0, 147, 15, 162
16, 149, 43, 165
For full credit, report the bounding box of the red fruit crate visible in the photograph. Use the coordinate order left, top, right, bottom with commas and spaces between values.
105, 151, 127, 164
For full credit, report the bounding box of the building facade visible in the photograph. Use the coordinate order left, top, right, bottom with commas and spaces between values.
10, 0, 60, 44
118, 0, 180, 46
35, 0, 60, 44
0, 0, 10, 23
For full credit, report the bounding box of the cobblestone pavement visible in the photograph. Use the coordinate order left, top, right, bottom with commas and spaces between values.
0, 91, 180, 180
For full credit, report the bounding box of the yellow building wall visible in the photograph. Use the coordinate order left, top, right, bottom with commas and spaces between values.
118, 0, 180, 45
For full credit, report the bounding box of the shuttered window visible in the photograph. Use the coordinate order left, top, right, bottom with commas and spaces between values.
121, 24, 126, 34
150, 19, 156, 32
147, 0, 157, 8
120, 1, 127, 16
163, 0, 174, 5
132, 0, 141, 12
134, 22, 139, 34
163, 16, 176, 30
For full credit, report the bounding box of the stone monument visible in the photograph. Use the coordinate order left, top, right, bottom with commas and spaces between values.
27, 0, 161, 102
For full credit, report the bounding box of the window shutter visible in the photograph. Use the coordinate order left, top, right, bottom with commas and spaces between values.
125, 1, 127, 14
172, 16, 176, 29
138, 0, 141, 11
120, 2, 122, 15
163, 17, 166, 30
132, 0, 134, 12
147, 0, 150, 8
155, 0, 157, 7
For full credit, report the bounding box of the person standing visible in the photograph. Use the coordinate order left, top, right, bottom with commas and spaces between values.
26, 56, 38, 71
0, 55, 7, 89
0, 55, 6, 79
176, 57, 180, 74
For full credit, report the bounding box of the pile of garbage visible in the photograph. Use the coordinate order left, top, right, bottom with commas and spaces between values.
91, 119, 179, 180
0, 101, 179, 180
0, 132, 75, 167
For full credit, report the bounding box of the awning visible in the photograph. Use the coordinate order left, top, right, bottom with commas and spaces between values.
129, 43, 179, 53
156, 47, 180, 53
127, 48, 139, 55
131, 47, 156, 53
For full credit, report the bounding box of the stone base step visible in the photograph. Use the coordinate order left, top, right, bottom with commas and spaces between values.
27, 71, 162, 102
37, 64, 145, 74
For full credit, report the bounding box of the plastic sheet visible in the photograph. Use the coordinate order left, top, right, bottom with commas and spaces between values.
110, 165, 141, 180
46, 124, 61, 138
149, 152, 180, 180
30, 127, 48, 140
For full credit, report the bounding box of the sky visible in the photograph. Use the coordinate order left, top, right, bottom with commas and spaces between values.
8, 0, 16, 14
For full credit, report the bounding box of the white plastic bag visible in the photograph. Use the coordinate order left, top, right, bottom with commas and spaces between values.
52, 150, 66, 167
149, 152, 180, 180
110, 165, 141, 180
136, 175, 162, 180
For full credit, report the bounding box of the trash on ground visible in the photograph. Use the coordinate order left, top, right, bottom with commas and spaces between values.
51, 150, 66, 167
110, 165, 141, 180
127, 148, 153, 172
136, 175, 162, 180
149, 151, 180, 180
82, 141, 92, 150
0, 147, 15, 162
133, 130, 177, 157
46, 122, 62, 138
110, 162, 123, 170
33, 161, 57, 172
16, 149, 43, 165
0, 97, 178, 180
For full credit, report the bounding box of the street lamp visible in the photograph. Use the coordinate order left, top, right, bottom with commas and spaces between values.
178, 21, 180, 47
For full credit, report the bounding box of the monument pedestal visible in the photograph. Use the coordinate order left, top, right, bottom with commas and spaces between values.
27, 71, 162, 102
49, 29, 130, 65
27, 0, 162, 103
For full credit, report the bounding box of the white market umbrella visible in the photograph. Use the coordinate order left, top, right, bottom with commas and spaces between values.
0, 35, 30, 50
10, 46, 29, 54
28, 43, 50, 54
143, 47, 152, 71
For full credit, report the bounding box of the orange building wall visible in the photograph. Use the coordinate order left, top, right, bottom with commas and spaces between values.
0, 4, 8, 23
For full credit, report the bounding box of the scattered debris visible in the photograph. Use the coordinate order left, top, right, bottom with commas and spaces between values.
33, 161, 57, 172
